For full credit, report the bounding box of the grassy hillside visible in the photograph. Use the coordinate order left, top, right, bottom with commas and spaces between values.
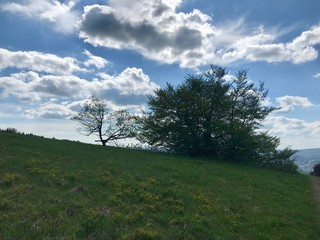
0, 131, 319, 239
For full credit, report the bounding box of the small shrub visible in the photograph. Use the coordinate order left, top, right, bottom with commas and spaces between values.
0, 173, 21, 187
310, 163, 320, 177
259, 148, 299, 173
24, 158, 46, 174
262, 158, 299, 173
4, 127, 19, 133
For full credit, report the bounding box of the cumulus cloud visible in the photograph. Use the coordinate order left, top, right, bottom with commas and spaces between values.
222, 41, 291, 64
0, 46, 159, 118
78, 2, 215, 68
0, 48, 116, 75
275, 95, 314, 113
25, 102, 75, 119
0, 66, 158, 111
77, 1, 320, 67
287, 24, 320, 51
0, 48, 84, 75
95, 67, 158, 95
91, 67, 159, 106
0, 72, 87, 101
260, 96, 320, 149
0, 0, 79, 34
2, 0, 320, 67
33, 75, 90, 98
222, 25, 320, 64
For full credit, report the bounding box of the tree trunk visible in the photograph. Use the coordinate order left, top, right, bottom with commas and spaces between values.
98, 127, 107, 146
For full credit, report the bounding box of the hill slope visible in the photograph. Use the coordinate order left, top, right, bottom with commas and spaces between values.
0, 131, 319, 239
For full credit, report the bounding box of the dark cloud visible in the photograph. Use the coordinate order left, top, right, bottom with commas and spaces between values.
79, 5, 202, 53
32, 76, 86, 97
185, 51, 204, 59
174, 27, 202, 52
152, 3, 170, 17
80, 7, 169, 51
80, 8, 123, 39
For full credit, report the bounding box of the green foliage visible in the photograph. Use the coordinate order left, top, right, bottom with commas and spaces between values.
261, 148, 299, 173
138, 66, 231, 156
1, 127, 19, 133
137, 65, 297, 171
0, 131, 319, 239
311, 163, 320, 176
72, 96, 136, 146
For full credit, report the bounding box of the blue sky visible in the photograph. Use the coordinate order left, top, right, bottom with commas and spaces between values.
0, 0, 319, 149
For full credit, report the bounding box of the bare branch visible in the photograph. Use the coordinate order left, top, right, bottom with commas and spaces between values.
72, 97, 136, 146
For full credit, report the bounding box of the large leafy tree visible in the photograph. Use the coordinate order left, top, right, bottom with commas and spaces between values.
221, 69, 277, 162
138, 66, 297, 171
72, 97, 136, 146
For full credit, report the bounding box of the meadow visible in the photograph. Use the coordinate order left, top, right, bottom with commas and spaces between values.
0, 131, 319, 239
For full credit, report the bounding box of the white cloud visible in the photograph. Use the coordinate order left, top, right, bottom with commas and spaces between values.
0, 46, 159, 111
96, 67, 158, 95
78, 2, 217, 68
0, 72, 89, 101
0, 66, 159, 112
1, 0, 320, 67
90, 67, 159, 107
0, 73, 40, 101
0, 48, 84, 75
2, 0, 320, 67
262, 97, 320, 149
107, 0, 183, 23
33, 75, 90, 98
0, 48, 115, 75
287, 24, 320, 50
78, 1, 320, 67
313, 73, 320, 78
263, 115, 320, 149
275, 95, 314, 113
156, 0, 182, 10
83, 50, 109, 69
25, 102, 75, 119
0, 0, 79, 34
222, 24, 320, 64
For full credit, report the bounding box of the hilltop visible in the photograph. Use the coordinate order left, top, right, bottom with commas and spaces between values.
0, 131, 319, 239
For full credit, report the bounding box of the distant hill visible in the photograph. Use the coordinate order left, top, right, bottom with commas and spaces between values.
292, 148, 320, 173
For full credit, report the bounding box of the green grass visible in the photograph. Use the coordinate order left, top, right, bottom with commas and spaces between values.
0, 131, 319, 239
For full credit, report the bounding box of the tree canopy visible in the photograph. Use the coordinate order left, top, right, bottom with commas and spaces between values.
137, 66, 297, 172
72, 97, 136, 146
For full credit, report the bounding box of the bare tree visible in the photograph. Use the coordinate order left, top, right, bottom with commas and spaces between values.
72, 97, 136, 146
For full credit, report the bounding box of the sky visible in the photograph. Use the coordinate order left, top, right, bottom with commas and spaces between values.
0, 0, 319, 149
